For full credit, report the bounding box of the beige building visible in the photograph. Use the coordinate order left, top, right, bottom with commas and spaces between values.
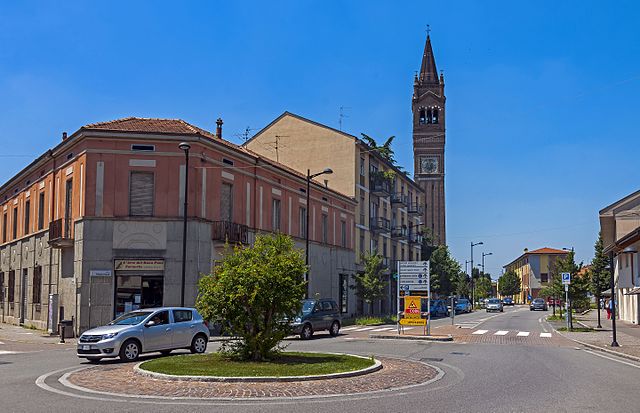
246, 112, 424, 314
503, 247, 568, 303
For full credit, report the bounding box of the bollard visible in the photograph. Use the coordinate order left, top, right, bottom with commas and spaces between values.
59, 324, 65, 343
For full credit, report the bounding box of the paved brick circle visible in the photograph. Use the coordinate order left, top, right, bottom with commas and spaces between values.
66, 356, 439, 399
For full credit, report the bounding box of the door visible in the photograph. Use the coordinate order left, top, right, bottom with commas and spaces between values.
321, 301, 334, 330
171, 309, 195, 347
143, 310, 173, 351
20, 269, 27, 324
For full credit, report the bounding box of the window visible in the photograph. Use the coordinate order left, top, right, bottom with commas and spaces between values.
419, 108, 426, 125
322, 301, 333, 311
32, 266, 42, 304
540, 273, 549, 283
341, 221, 347, 248
222, 158, 234, 166
150, 310, 170, 325
2, 212, 6, 243
38, 192, 45, 230
131, 144, 155, 152
371, 238, 378, 254
7, 270, 14, 302
129, 172, 154, 216
272, 199, 281, 232
359, 190, 365, 225
359, 234, 365, 254
339, 274, 348, 313
321, 214, 328, 243
172, 309, 192, 322
64, 179, 73, 236
12, 207, 17, 239
24, 200, 30, 234
220, 183, 233, 221
360, 157, 365, 176
299, 207, 307, 238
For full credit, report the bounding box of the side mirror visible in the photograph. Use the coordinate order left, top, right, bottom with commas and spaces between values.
145, 320, 156, 327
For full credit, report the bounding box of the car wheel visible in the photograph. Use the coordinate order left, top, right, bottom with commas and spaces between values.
300, 323, 313, 340
160, 349, 172, 356
190, 334, 208, 354
329, 321, 340, 337
119, 339, 141, 362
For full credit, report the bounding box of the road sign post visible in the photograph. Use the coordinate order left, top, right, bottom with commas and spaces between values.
397, 261, 430, 335
562, 272, 571, 330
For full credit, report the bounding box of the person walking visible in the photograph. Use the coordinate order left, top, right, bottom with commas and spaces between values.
606, 299, 612, 320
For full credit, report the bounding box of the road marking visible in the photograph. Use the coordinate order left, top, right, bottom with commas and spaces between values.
354, 327, 376, 332
0, 350, 19, 355
0, 341, 4, 345
582, 349, 640, 369
402, 327, 415, 331
371, 327, 395, 332
340, 326, 360, 331
494, 330, 509, 336
540, 332, 552, 338
516, 332, 530, 337
472, 330, 488, 335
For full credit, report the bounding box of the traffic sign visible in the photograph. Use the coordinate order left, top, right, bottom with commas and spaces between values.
561, 272, 571, 285
404, 296, 421, 319
400, 284, 428, 291
400, 318, 426, 326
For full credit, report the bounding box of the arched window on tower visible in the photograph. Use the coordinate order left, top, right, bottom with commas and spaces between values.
419, 109, 426, 125
433, 108, 439, 124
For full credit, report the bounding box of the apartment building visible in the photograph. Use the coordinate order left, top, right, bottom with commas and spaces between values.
503, 247, 568, 303
0, 117, 356, 335
245, 112, 424, 314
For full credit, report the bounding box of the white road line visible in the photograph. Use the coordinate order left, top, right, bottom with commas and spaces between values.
340, 326, 360, 331
494, 330, 509, 336
583, 350, 640, 369
517, 332, 530, 337
472, 330, 488, 335
0, 341, 4, 345
371, 327, 395, 332
540, 332, 552, 338
402, 327, 415, 331
0, 350, 19, 355
354, 327, 376, 332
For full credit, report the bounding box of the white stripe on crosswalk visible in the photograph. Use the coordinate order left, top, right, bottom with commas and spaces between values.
516, 332, 530, 337
354, 327, 376, 332
540, 332, 552, 338
340, 326, 360, 331
371, 327, 396, 332
402, 327, 415, 331
494, 330, 509, 336
0, 341, 4, 345
0, 350, 18, 355
472, 330, 488, 335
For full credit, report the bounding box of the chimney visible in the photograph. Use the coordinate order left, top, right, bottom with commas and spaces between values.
62, 132, 68, 140
524, 248, 529, 253
215, 118, 223, 139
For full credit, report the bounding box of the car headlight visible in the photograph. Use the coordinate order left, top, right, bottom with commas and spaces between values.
102, 332, 119, 340
294, 317, 302, 323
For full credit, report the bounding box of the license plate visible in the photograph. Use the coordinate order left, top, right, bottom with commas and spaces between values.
82, 345, 90, 351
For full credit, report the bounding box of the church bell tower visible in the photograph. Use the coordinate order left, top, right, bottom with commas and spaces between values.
413, 31, 446, 245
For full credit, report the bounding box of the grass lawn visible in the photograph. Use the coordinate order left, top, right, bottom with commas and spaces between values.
354, 316, 397, 325
139, 352, 375, 377
557, 327, 594, 332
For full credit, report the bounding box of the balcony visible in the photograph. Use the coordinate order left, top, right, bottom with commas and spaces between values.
407, 202, 424, 216
212, 221, 248, 244
369, 217, 391, 233
390, 193, 407, 205
408, 231, 423, 245
48, 218, 73, 248
369, 174, 391, 197
391, 226, 408, 239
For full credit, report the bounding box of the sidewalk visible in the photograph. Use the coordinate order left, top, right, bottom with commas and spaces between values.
0, 322, 76, 349
550, 309, 640, 361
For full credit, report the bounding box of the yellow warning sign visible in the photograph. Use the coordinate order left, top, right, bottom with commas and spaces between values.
400, 318, 426, 326
404, 296, 422, 319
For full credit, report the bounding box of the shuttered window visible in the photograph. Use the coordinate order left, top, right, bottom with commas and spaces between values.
129, 172, 154, 216
220, 183, 233, 222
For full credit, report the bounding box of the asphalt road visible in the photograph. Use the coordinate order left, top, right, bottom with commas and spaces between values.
1, 307, 639, 413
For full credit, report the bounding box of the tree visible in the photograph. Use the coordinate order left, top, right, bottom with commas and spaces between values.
352, 252, 388, 314
542, 251, 588, 329
475, 277, 493, 300
195, 233, 306, 361
429, 245, 461, 297
360, 133, 396, 164
498, 270, 521, 297
454, 272, 470, 298
589, 232, 610, 328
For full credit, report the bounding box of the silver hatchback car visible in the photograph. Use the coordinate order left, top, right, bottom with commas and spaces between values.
77, 307, 210, 362
486, 298, 504, 312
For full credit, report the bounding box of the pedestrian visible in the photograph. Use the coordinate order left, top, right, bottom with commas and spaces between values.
606, 299, 612, 320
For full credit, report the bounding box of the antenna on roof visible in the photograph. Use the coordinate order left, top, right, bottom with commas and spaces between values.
232, 126, 254, 142
339, 106, 351, 131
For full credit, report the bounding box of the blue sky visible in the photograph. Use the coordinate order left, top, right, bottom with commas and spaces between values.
1, 1, 639, 276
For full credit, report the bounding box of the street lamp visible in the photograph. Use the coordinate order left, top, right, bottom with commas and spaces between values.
178, 142, 191, 307
481, 252, 493, 275
608, 251, 619, 347
305, 168, 333, 298
470, 241, 483, 307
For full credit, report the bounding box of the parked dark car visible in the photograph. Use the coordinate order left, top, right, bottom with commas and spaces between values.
430, 299, 450, 317
530, 298, 548, 311
502, 297, 514, 306
291, 299, 341, 339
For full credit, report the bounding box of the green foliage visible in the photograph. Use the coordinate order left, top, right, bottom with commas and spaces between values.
361, 133, 396, 164
475, 277, 493, 299
454, 272, 470, 298
354, 315, 396, 325
195, 233, 307, 361
498, 270, 521, 297
589, 232, 610, 299
429, 245, 461, 296
352, 252, 388, 313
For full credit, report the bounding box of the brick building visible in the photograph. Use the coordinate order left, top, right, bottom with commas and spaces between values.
0, 117, 356, 335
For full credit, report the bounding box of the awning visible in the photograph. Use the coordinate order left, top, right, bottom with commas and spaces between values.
624, 287, 640, 295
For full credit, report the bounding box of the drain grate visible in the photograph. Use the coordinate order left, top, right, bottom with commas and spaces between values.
420, 357, 444, 362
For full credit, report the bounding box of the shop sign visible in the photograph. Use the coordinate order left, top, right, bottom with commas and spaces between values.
114, 259, 164, 271
90, 270, 112, 277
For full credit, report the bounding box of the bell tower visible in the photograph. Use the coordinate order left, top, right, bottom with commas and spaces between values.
413, 30, 446, 245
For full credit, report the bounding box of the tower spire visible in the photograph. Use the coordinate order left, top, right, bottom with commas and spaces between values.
419, 28, 438, 83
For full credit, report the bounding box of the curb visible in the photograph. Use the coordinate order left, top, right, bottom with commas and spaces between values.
545, 317, 640, 364
369, 334, 453, 342
134, 353, 382, 382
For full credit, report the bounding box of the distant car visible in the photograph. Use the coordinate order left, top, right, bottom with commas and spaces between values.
291, 298, 341, 340
77, 307, 210, 362
486, 298, 504, 312
530, 298, 548, 311
429, 299, 450, 317
455, 298, 472, 314
502, 297, 514, 306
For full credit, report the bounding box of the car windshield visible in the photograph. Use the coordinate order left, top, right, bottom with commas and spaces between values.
533, 299, 544, 304
301, 300, 317, 315
108, 310, 153, 325
488, 299, 501, 304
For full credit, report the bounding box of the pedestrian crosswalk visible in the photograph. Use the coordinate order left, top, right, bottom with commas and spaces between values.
469, 330, 553, 338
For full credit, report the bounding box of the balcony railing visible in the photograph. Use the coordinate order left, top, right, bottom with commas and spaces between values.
369, 175, 391, 197
407, 202, 424, 216
369, 217, 391, 233
212, 221, 248, 244
391, 226, 408, 239
48, 218, 73, 248
408, 231, 423, 245
390, 193, 407, 205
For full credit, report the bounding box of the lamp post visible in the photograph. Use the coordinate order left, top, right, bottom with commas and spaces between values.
305, 168, 333, 298
562, 247, 575, 330
471, 241, 483, 308
481, 252, 493, 276
178, 142, 191, 307
609, 251, 619, 347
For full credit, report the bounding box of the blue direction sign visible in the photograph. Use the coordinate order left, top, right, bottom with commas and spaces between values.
561, 272, 571, 285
